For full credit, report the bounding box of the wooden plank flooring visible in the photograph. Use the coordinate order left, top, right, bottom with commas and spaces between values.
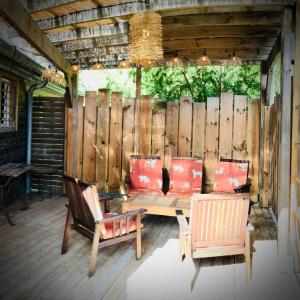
0, 196, 296, 300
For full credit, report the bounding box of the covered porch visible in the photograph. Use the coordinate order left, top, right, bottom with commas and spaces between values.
0, 0, 300, 299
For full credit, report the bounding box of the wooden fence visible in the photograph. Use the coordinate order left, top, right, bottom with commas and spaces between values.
66, 90, 260, 200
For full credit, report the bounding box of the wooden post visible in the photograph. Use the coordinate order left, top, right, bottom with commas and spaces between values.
278, 7, 293, 270
71, 74, 78, 177
291, 0, 300, 272
135, 67, 141, 99
259, 62, 267, 206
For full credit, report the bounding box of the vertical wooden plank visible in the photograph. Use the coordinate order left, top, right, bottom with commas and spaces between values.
263, 106, 270, 207
232, 95, 247, 160
247, 100, 260, 202
135, 67, 141, 99
108, 92, 123, 191
66, 108, 73, 176
122, 98, 135, 180
71, 75, 78, 177
134, 98, 140, 154
151, 103, 166, 161
192, 102, 206, 158
140, 95, 152, 155
96, 89, 110, 190
82, 91, 97, 182
165, 102, 179, 169
278, 7, 293, 265
205, 97, 220, 190
76, 96, 84, 180
178, 97, 193, 157
219, 92, 233, 159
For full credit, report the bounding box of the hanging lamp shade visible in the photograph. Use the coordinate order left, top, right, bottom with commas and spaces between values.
91, 63, 104, 70
231, 52, 243, 65
71, 64, 80, 74
128, 11, 163, 66
167, 53, 183, 67
117, 59, 131, 69
196, 50, 211, 66
41, 66, 66, 87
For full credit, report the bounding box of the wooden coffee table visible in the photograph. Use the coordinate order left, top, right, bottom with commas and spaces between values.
122, 193, 191, 217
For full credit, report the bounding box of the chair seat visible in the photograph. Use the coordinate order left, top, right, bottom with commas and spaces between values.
102, 213, 143, 240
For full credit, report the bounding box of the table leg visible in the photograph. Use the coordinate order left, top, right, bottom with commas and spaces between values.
0, 184, 15, 226
17, 177, 29, 210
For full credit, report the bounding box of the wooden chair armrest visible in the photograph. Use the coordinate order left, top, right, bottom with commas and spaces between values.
96, 208, 147, 224
176, 210, 191, 236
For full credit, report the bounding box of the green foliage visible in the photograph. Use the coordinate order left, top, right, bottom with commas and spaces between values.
135, 65, 261, 102
78, 65, 261, 102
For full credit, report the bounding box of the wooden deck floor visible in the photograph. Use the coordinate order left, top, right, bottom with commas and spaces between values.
0, 196, 299, 300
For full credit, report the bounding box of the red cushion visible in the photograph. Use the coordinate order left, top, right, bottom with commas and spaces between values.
213, 161, 248, 193
169, 158, 203, 194
129, 157, 163, 191
102, 213, 142, 239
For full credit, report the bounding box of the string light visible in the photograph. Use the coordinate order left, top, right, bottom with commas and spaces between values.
71, 65, 80, 74
91, 63, 104, 70
117, 59, 131, 69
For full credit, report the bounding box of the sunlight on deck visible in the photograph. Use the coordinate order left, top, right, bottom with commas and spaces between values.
126, 239, 300, 300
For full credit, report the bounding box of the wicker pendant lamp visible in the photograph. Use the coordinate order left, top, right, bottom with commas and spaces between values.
128, 10, 163, 66
196, 50, 211, 66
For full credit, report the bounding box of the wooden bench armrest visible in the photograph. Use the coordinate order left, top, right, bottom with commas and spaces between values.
96, 208, 147, 224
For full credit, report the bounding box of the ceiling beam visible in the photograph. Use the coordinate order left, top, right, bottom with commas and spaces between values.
163, 25, 280, 40
163, 37, 277, 50
265, 35, 281, 70
48, 22, 128, 43
0, 0, 72, 75
35, 0, 294, 31
24, 0, 82, 12
163, 11, 282, 27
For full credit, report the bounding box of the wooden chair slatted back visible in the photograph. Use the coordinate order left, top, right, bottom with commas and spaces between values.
64, 175, 96, 233
191, 194, 249, 250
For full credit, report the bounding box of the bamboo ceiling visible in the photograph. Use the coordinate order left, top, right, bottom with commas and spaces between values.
19, 0, 295, 68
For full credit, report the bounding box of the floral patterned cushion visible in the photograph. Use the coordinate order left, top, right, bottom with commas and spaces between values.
129, 156, 163, 192
213, 161, 249, 193
169, 158, 203, 195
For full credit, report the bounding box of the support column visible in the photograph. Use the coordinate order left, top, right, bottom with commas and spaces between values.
278, 7, 293, 271
71, 74, 78, 177
291, 0, 300, 272
259, 62, 267, 206
135, 66, 141, 99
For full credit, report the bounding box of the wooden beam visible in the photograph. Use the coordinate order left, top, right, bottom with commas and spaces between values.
35, 0, 294, 31
24, 0, 80, 12
163, 25, 280, 40
163, 11, 282, 27
291, 0, 300, 272
265, 35, 281, 71
278, 7, 293, 269
48, 23, 128, 43
0, 0, 71, 75
135, 67, 141, 99
164, 37, 277, 50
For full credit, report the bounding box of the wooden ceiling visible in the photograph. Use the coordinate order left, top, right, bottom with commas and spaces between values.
21, 0, 296, 68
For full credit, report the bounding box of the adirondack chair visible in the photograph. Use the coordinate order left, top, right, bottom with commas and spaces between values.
176, 193, 253, 282
211, 159, 251, 194
62, 175, 146, 276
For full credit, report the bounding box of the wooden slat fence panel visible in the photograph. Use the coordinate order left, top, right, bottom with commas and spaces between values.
32, 97, 65, 193
219, 92, 233, 159
82, 91, 97, 182
192, 102, 206, 158
96, 89, 110, 190
108, 92, 123, 190
140, 95, 152, 155
205, 97, 220, 190
178, 97, 193, 157
165, 102, 179, 169
66, 91, 261, 199
151, 103, 166, 162
122, 98, 135, 180
233, 95, 247, 160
